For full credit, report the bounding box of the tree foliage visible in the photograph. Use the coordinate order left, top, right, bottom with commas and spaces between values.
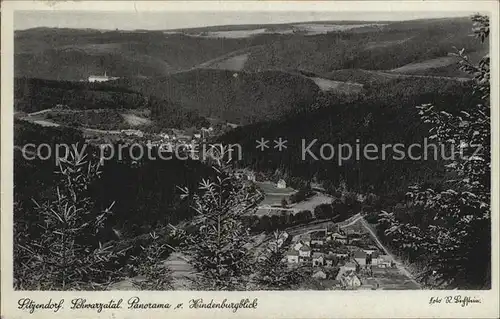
253, 231, 305, 290
178, 147, 261, 290
129, 232, 173, 290
379, 14, 491, 289
13, 147, 175, 290
14, 150, 125, 290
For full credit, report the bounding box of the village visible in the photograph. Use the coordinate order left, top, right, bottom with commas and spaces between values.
239, 174, 419, 291
285, 224, 396, 290
18, 105, 218, 160
117, 127, 214, 153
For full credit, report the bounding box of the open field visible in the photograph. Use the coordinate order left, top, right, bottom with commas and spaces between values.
257, 192, 333, 214
255, 181, 296, 207
186, 23, 388, 38
294, 23, 387, 35
16, 17, 486, 81
258, 195, 290, 206
290, 193, 334, 213
31, 119, 60, 127
121, 113, 152, 126
309, 77, 364, 94
204, 53, 249, 71
390, 56, 459, 73
255, 181, 295, 194
198, 29, 268, 38
21, 108, 155, 131
364, 37, 413, 49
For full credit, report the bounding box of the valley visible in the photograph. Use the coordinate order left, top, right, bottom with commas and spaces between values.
12, 14, 491, 291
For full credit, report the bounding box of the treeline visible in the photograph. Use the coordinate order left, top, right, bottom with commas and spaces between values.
14, 77, 148, 113
14, 118, 84, 146
220, 76, 478, 195
149, 98, 210, 130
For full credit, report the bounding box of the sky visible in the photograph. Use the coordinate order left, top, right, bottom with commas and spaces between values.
14, 11, 473, 31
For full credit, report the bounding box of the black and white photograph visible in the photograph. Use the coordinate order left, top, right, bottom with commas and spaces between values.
1, 1, 499, 317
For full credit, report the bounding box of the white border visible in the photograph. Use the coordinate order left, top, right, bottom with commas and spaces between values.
2, 1, 499, 318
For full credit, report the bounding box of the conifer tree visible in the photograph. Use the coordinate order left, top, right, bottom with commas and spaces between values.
178, 146, 261, 290
14, 149, 124, 290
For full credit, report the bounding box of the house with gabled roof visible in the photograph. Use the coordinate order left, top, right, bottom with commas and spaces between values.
310, 231, 326, 246
293, 241, 304, 251
329, 232, 348, 244
287, 248, 299, 264
370, 251, 380, 265
353, 250, 367, 266
300, 233, 312, 245
376, 254, 393, 268
312, 252, 325, 266
324, 253, 337, 266
298, 244, 312, 258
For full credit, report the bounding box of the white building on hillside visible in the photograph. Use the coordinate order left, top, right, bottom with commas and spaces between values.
88, 72, 119, 82
287, 249, 299, 263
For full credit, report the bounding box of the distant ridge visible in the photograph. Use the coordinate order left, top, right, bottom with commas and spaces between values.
15, 16, 471, 33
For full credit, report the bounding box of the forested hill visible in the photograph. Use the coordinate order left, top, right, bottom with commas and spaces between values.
14, 77, 146, 112
15, 17, 487, 80
113, 69, 320, 124
14, 77, 209, 129
220, 76, 479, 195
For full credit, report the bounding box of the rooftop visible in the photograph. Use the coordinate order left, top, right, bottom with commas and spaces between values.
287, 249, 299, 256
344, 262, 357, 269
379, 255, 392, 261
311, 231, 326, 239
299, 245, 311, 252
354, 251, 367, 258
301, 234, 312, 241
331, 232, 347, 238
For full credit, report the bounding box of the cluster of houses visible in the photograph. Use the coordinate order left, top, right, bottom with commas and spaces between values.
234, 170, 257, 182
90, 126, 217, 163
233, 170, 287, 189
286, 227, 396, 289
122, 127, 215, 152
120, 129, 145, 138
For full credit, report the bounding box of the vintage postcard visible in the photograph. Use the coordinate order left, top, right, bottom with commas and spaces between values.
1, 1, 499, 318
